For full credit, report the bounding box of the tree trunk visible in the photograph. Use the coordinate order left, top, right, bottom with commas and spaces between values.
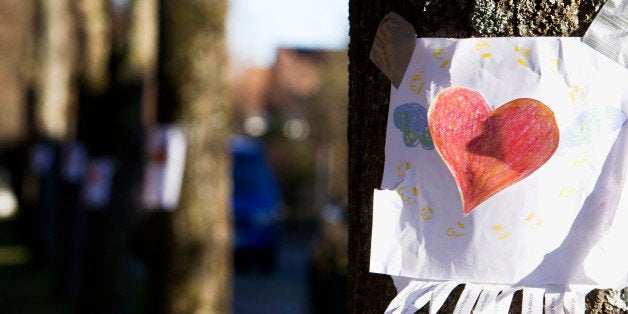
0, 0, 32, 144
22, 0, 76, 271
347, 3, 398, 312
158, 0, 232, 313
76, 0, 110, 95
347, 1, 619, 313
35, 0, 76, 141
74, 0, 153, 312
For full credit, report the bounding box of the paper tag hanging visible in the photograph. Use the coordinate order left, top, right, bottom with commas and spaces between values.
82, 158, 115, 209
30, 142, 56, 177
61, 141, 87, 184
141, 125, 187, 211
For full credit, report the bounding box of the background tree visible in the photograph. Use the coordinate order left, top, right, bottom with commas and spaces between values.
36, 0, 77, 141
18, 0, 77, 272
0, 0, 31, 144
0, 0, 232, 312
158, 0, 232, 313
75, 0, 155, 311
347, 1, 621, 313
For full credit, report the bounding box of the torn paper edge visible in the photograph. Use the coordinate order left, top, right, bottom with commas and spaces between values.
385, 279, 602, 313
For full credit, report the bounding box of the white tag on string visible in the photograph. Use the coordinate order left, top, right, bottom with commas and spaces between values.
141, 125, 187, 210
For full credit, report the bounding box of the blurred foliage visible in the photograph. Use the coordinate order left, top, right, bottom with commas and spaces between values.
0, 266, 73, 313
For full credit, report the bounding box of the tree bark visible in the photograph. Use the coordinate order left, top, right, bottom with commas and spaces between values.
347, 4, 397, 313
158, 0, 232, 313
347, 0, 619, 313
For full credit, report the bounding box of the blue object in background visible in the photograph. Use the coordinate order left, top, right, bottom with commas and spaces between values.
230, 136, 281, 273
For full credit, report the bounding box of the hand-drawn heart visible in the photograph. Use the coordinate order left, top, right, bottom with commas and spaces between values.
428, 87, 560, 215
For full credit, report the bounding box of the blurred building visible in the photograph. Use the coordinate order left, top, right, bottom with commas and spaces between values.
231, 47, 348, 222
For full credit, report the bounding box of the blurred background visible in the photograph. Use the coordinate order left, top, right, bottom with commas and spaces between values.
0, 0, 349, 313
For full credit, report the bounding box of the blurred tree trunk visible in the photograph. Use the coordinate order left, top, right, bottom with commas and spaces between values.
76, 0, 110, 96
74, 0, 153, 312
0, 0, 32, 144
35, 0, 77, 141
68, 0, 113, 308
53, 0, 111, 300
347, 1, 621, 313
21, 0, 77, 270
158, 0, 232, 313
0, 0, 34, 278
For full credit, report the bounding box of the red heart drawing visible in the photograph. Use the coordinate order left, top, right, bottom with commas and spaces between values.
428, 87, 560, 215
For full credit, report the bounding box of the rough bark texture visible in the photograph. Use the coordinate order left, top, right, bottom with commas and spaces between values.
158, 0, 232, 313
347, 0, 619, 313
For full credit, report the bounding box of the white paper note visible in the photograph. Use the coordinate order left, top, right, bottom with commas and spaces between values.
371, 37, 628, 288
